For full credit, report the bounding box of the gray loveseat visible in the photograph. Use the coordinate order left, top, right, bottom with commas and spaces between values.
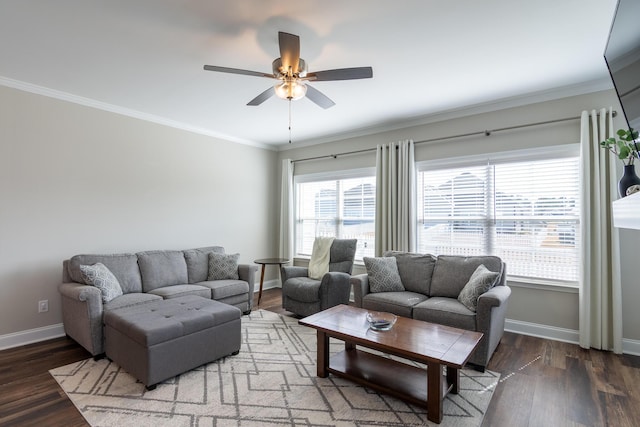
59, 246, 258, 356
350, 251, 510, 369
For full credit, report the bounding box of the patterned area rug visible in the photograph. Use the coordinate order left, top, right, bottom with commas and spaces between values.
50, 310, 498, 426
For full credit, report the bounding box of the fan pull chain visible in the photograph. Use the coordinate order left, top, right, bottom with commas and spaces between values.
288, 99, 292, 144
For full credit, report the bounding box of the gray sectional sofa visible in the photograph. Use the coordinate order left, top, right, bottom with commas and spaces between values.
350, 251, 510, 369
59, 246, 258, 356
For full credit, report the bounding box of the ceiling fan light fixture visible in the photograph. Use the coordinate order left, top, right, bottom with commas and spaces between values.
274, 79, 307, 100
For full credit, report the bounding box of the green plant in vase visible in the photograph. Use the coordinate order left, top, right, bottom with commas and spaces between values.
600, 128, 639, 165
600, 128, 640, 196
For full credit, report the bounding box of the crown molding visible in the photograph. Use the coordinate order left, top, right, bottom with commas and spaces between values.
0, 76, 277, 151
278, 77, 614, 152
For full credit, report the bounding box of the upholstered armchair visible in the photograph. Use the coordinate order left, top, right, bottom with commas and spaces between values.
281, 239, 357, 317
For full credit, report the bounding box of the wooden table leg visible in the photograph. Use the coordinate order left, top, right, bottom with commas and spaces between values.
317, 331, 329, 378
447, 366, 460, 394
257, 264, 266, 305
427, 362, 444, 424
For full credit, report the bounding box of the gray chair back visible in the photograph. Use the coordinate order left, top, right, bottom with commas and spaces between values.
329, 239, 357, 274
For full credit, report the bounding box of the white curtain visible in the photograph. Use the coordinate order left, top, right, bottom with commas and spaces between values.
279, 159, 294, 260
579, 108, 623, 353
375, 139, 416, 256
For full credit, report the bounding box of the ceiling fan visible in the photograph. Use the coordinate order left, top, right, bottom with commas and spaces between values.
203, 31, 373, 109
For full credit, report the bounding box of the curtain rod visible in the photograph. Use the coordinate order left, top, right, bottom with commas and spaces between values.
291, 110, 617, 164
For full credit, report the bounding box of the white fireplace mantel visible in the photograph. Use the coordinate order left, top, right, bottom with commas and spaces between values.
612, 191, 640, 229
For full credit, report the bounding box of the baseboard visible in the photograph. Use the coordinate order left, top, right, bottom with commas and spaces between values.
505, 318, 640, 356
3, 285, 283, 352
3, 312, 638, 356
255, 279, 281, 292
505, 318, 580, 344
0, 323, 66, 351
622, 338, 640, 356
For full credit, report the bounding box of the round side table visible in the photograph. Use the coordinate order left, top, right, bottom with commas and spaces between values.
254, 258, 290, 305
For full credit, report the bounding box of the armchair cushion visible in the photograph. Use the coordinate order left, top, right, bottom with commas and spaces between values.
79, 262, 123, 303
282, 277, 321, 302
457, 264, 500, 312
364, 257, 404, 293
207, 252, 240, 280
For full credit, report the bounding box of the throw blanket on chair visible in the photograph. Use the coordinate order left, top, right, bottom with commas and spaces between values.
308, 237, 335, 279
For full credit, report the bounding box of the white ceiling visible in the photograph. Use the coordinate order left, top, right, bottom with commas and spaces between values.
0, 0, 619, 149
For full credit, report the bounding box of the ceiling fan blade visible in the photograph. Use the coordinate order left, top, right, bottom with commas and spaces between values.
305, 84, 335, 109
203, 65, 273, 79
247, 87, 275, 106
306, 67, 373, 81
278, 32, 300, 74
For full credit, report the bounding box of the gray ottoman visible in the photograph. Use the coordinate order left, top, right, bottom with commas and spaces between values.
104, 295, 241, 389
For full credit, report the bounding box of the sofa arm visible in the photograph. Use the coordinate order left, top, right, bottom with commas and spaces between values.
238, 264, 259, 310
58, 282, 104, 356
473, 285, 511, 367
350, 274, 370, 308
59, 281, 101, 302
238, 264, 258, 286
477, 284, 511, 311
281, 266, 309, 283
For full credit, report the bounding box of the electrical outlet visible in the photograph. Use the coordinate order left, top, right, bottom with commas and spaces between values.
38, 300, 49, 313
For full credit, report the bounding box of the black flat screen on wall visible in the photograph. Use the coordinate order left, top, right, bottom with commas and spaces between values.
604, 0, 640, 132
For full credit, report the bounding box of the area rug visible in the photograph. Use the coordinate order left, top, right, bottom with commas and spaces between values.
50, 310, 498, 427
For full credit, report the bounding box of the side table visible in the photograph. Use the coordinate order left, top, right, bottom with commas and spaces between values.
254, 258, 289, 305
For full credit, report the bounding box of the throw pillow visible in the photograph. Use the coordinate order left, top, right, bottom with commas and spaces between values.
208, 252, 240, 280
457, 264, 500, 312
79, 262, 123, 303
364, 257, 405, 293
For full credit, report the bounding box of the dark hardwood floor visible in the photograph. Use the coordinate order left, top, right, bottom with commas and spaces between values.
1, 288, 638, 426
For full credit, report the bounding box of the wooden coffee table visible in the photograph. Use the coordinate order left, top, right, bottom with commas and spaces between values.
299, 304, 483, 424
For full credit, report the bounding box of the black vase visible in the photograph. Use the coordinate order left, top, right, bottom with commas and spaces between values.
618, 164, 640, 197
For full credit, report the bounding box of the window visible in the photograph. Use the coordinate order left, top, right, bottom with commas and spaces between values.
295, 170, 375, 261
417, 146, 580, 283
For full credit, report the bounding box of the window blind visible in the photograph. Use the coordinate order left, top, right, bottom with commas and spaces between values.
418, 155, 581, 282
295, 176, 376, 260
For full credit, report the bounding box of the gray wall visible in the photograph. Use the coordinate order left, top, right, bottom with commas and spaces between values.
278, 89, 640, 349
0, 85, 278, 340
3, 83, 638, 353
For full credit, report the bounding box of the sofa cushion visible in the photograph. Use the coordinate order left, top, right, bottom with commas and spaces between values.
458, 264, 500, 312
183, 246, 225, 283
148, 284, 212, 300
79, 263, 123, 303
199, 280, 250, 300
208, 252, 240, 280
104, 293, 163, 311
362, 291, 427, 318
137, 250, 189, 292
383, 251, 436, 294
364, 257, 405, 293
430, 255, 502, 298
412, 297, 476, 331
68, 253, 142, 293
